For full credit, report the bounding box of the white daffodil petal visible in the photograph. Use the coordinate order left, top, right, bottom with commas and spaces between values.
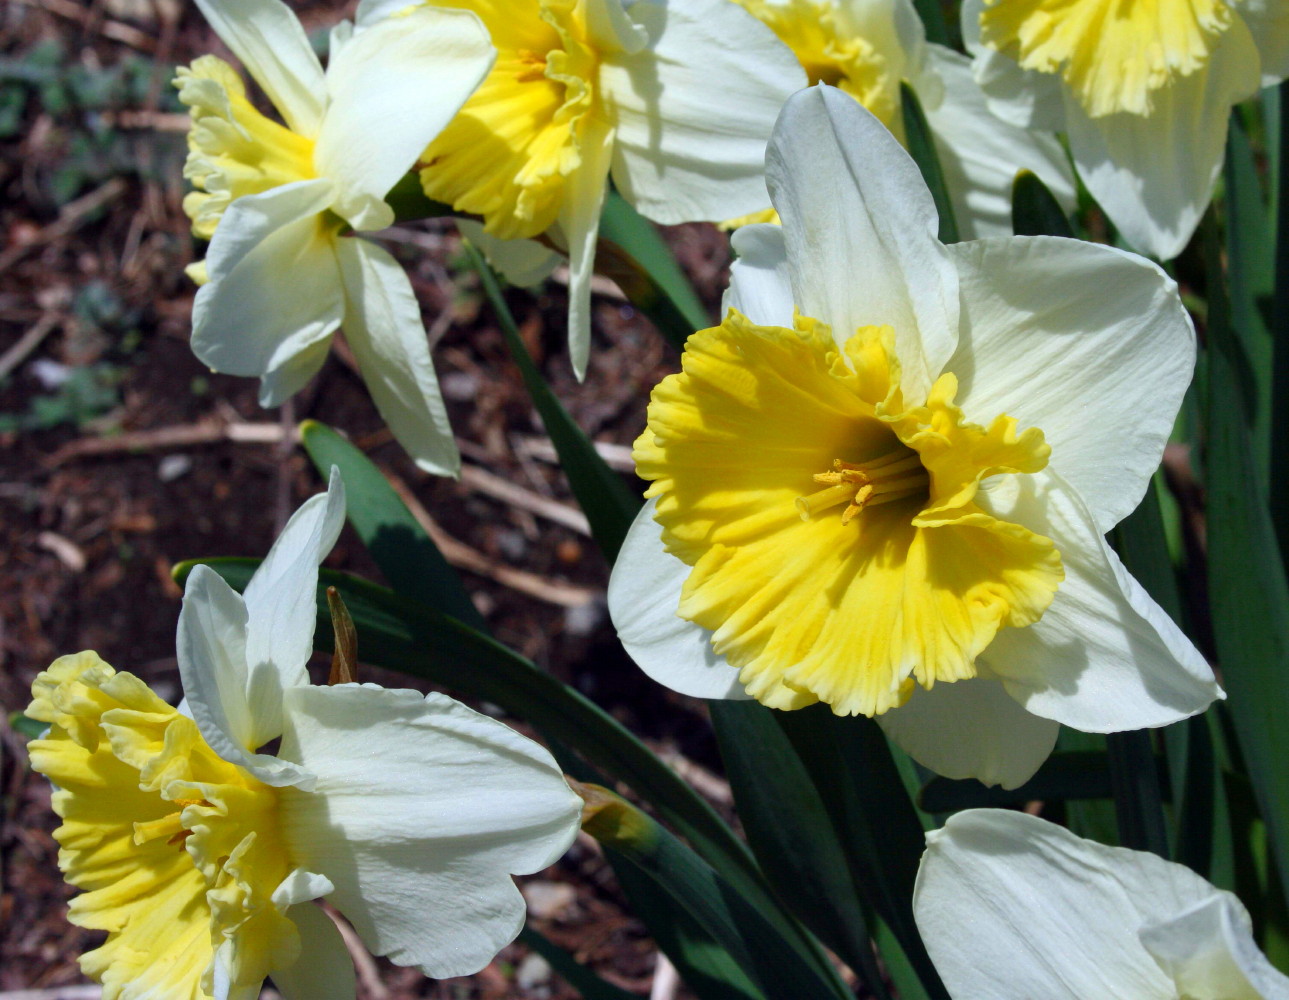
457, 219, 562, 288
272, 869, 336, 908
178, 566, 316, 788
258, 333, 333, 409
724, 224, 794, 330
1243, 0, 1289, 83
271, 904, 357, 1000
947, 236, 1193, 533
608, 500, 750, 701
977, 471, 1220, 731
277, 684, 583, 979
192, 193, 345, 382
191, 0, 325, 136
959, 0, 1066, 130
557, 120, 616, 381
767, 86, 958, 399
315, 6, 495, 233
200, 178, 335, 286
354, 0, 412, 28
336, 238, 460, 478
1065, 19, 1261, 261
919, 46, 1075, 240
600, 0, 805, 226
240, 467, 345, 744
178, 565, 254, 754
876, 676, 1059, 789
1141, 894, 1289, 999
914, 809, 1218, 1000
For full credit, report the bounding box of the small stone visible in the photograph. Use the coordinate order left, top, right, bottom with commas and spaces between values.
522, 880, 576, 921
515, 953, 552, 993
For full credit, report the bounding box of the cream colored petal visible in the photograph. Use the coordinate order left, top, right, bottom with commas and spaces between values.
1064, 17, 1261, 260
876, 675, 1059, 788
192, 0, 325, 136
315, 6, 495, 232
278, 684, 583, 979
767, 86, 959, 399
336, 238, 460, 477
600, 0, 805, 225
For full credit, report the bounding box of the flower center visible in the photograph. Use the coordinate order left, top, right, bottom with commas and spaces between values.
978, 0, 1237, 117
416, 0, 601, 240
797, 450, 929, 524
634, 311, 1063, 717
735, 0, 898, 128
174, 55, 317, 242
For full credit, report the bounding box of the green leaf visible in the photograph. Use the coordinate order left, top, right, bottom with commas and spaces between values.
900, 82, 959, 245
385, 171, 457, 224
9, 711, 44, 739
1271, 83, 1289, 559
577, 784, 851, 1000
1225, 112, 1274, 472
1203, 213, 1289, 894
467, 244, 641, 562
1011, 169, 1074, 238
920, 750, 1118, 813
709, 701, 891, 999
598, 191, 711, 351
299, 421, 483, 629
516, 928, 642, 1000
605, 856, 766, 1000
778, 707, 949, 999
911, 0, 951, 47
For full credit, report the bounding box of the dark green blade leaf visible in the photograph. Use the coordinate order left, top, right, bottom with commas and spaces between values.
911, 0, 951, 47
778, 707, 949, 1000
920, 750, 1116, 813
604, 857, 766, 1000
1011, 169, 1074, 238
579, 785, 851, 1000
1226, 111, 1274, 467
710, 701, 891, 999
467, 244, 640, 562
1204, 215, 1289, 893
900, 81, 959, 245
516, 928, 641, 1000
1271, 83, 1289, 559
300, 420, 483, 629
598, 191, 711, 351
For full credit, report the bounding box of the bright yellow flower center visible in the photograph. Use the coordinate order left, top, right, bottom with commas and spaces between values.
417, 0, 602, 240
724, 0, 899, 229
26, 651, 301, 999
737, 0, 898, 124
635, 311, 1064, 717
174, 55, 317, 244
979, 0, 1238, 117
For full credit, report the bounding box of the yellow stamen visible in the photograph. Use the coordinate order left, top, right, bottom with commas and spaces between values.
796, 453, 929, 523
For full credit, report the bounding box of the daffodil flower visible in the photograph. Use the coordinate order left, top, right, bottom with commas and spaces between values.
177, 0, 496, 476
962, 0, 1289, 260
25, 470, 584, 1000
413, 0, 807, 377
607, 85, 1221, 789
724, 0, 1075, 238
915, 809, 1289, 999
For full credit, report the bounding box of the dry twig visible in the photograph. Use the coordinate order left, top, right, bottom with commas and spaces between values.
386, 472, 598, 608
44, 418, 285, 467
